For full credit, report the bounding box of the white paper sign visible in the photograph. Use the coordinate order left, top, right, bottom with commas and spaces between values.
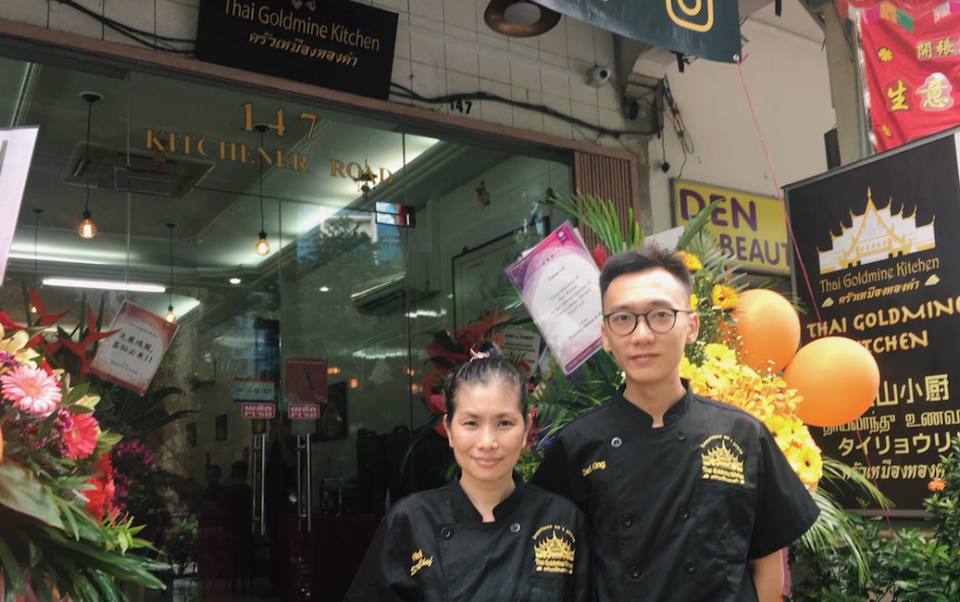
501, 326, 542, 376
89, 301, 179, 395
506, 222, 603, 374
0, 127, 40, 283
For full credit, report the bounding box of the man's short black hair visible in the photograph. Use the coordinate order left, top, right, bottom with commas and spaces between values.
599, 243, 693, 300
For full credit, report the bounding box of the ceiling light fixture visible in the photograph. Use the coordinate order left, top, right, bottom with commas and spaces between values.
484, 0, 561, 37
254, 124, 271, 256
230, 277, 242, 285
165, 222, 177, 323
319, 286, 330, 292
77, 92, 103, 239
42, 278, 166, 293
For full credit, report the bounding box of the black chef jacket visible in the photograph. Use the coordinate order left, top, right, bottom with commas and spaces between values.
344, 472, 594, 602
531, 382, 820, 602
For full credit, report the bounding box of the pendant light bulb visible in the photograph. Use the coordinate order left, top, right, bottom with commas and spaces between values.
30, 305, 38, 315
165, 305, 176, 323
78, 210, 97, 239
255, 230, 270, 256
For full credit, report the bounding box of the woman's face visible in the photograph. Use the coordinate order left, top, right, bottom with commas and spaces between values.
446, 379, 529, 487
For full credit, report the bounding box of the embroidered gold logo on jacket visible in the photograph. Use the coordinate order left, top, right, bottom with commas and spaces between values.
532, 526, 576, 574
581, 460, 606, 477
410, 549, 434, 576
699, 434, 746, 485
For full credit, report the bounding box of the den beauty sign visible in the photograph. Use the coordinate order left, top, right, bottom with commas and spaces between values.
673, 179, 790, 275
197, 0, 399, 100
785, 131, 960, 512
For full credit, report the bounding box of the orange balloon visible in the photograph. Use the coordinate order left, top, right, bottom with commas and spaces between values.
785, 337, 880, 427
734, 289, 801, 373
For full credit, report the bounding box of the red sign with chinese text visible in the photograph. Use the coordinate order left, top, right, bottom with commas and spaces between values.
288, 404, 320, 420
856, 0, 960, 151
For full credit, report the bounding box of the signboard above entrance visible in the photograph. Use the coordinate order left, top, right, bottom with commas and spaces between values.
673, 179, 791, 275
196, 0, 399, 100
533, 0, 741, 63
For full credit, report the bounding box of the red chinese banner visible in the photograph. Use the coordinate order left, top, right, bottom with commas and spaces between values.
849, 1, 960, 151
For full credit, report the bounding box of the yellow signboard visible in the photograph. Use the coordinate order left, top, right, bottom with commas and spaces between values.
672, 179, 790, 274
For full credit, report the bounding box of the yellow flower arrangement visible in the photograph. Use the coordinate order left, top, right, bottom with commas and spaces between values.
711, 284, 739, 311
678, 251, 703, 272
682, 343, 822, 487
689, 294, 699, 311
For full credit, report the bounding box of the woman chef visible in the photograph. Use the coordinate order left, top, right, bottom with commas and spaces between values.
344, 343, 593, 602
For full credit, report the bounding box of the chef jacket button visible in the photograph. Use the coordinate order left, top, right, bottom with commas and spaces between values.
440, 527, 452, 540
684, 562, 696, 574
679, 507, 690, 520
509, 522, 521, 533
628, 565, 641, 579
611, 436, 623, 448
675, 431, 687, 442
621, 514, 634, 528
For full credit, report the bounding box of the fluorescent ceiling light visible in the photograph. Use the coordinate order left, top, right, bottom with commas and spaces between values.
230, 278, 242, 284
11, 244, 129, 261
8, 253, 106, 265
319, 286, 330, 292
43, 278, 166, 293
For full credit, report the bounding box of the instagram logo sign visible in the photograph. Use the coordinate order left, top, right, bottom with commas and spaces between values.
666, 0, 714, 33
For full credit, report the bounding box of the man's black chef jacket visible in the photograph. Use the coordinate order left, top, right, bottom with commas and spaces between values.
531, 383, 819, 602
344, 472, 594, 602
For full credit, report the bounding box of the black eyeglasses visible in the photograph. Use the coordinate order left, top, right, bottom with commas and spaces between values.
603, 308, 694, 336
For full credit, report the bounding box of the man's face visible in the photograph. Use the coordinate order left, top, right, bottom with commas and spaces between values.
601, 268, 699, 388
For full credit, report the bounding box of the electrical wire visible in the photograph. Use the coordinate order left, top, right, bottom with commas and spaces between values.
52, 0, 195, 54
389, 83, 658, 138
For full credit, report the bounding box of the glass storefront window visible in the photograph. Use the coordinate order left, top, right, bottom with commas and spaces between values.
1, 41, 570, 600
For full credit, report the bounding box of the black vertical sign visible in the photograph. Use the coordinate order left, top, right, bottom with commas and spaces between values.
196, 0, 399, 100
786, 133, 960, 512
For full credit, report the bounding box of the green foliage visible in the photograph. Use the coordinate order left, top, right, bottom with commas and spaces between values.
543, 193, 643, 252
789, 438, 960, 602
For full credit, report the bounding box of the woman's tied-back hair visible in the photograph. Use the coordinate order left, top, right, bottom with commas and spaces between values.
443, 340, 529, 423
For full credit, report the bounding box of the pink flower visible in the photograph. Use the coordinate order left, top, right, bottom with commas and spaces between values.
63, 412, 99, 460
0, 363, 62, 414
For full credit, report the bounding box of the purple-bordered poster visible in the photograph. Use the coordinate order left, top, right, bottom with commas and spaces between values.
506, 222, 602, 374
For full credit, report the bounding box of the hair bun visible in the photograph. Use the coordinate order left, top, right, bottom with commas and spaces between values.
473, 339, 502, 359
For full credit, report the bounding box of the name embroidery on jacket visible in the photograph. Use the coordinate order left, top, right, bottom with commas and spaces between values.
532, 525, 576, 574
410, 549, 434, 576
581, 460, 606, 477
699, 434, 746, 485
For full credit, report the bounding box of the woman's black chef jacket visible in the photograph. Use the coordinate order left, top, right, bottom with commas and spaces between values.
531, 383, 820, 602
344, 472, 594, 602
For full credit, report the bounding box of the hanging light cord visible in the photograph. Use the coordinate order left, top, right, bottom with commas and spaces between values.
259, 129, 265, 233
33, 210, 41, 283
84, 99, 92, 214
168, 225, 174, 307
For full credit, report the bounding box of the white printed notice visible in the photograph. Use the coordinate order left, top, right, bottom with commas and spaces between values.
0, 127, 40, 283
506, 222, 602, 374
89, 301, 179, 395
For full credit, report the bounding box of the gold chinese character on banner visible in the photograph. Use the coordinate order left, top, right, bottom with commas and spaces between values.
887, 80, 910, 111
937, 38, 954, 56
917, 73, 954, 110
917, 40, 934, 59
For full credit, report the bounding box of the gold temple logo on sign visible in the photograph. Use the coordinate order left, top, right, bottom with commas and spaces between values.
700, 434, 745, 485
532, 526, 576, 574
666, 0, 715, 32
818, 188, 936, 275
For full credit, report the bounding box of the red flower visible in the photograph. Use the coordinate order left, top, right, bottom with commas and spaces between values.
63, 413, 99, 460
524, 407, 540, 450
454, 322, 487, 352
591, 244, 608, 269
85, 454, 116, 523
